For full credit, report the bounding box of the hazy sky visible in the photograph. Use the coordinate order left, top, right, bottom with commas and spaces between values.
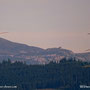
0, 0, 90, 53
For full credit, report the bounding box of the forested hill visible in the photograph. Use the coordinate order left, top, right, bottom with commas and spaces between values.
0, 58, 90, 90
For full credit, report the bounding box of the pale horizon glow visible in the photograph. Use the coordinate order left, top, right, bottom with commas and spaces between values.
0, 0, 90, 53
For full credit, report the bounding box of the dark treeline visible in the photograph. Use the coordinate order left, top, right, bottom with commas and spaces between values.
0, 58, 90, 90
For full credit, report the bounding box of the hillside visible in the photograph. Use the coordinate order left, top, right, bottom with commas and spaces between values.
0, 38, 90, 64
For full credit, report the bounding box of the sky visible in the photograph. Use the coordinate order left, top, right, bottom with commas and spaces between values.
0, 0, 90, 53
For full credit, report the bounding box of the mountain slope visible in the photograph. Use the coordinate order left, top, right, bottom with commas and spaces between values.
0, 38, 90, 64
0, 38, 44, 55
76, 52, 90, 62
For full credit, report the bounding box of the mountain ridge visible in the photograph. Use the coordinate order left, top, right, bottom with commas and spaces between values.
0, 38, 90, 64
